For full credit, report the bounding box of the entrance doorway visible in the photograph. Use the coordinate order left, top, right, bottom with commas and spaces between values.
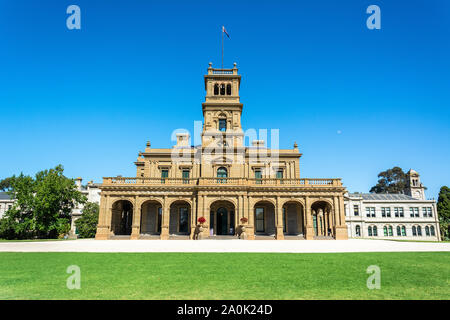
216, 207, 228, 235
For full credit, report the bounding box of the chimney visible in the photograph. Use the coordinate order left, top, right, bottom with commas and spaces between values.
176, 133, 190, 147
75, 177, 82, 190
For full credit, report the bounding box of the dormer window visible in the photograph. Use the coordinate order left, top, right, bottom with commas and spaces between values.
219, 119, 227, 132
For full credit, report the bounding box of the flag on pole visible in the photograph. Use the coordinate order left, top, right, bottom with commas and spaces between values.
222, 26, 230, 39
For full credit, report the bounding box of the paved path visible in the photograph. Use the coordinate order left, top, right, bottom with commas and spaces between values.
0, 239, 449, 253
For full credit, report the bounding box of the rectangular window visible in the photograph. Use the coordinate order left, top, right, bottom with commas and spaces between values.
414, 207, 419, 217
427, 207, 432, 217
219, 119, 227, 132
410, 208, 414, 217
255, 170, 262, 184
386, 207, 391, 217
161, 169, 168, 183
399, 207, 404, 217
182, 169, 190, 184
366, 207, 375, 217
423, 207, 432, 217
394, 207, 399, 217
353, 205, 359, 216
255, 207, 265, 232
276, 170, 283, 184
381, 207, 386, 218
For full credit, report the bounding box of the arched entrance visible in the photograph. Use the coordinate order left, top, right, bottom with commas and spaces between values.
209, 200, 235, 236
283, 201, 304, 236
253, 201, 276, 236
140, 200, 162, 235
311, 201, 333, 237
111, 200, 133, 236
169, 200, 191, 235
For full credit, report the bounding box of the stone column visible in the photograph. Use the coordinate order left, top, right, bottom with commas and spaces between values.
334, 195, 348, 240
201, 195, 209, 238
275, 197, 284, 240
95, 194, 110, 240
190, 197, 197, 239
160, 196, 170, 240
246, 196, 255, 240
305, 197, 314, 240
130, 197, 141, 240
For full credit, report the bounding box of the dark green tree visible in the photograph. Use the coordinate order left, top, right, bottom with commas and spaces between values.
74, 202, 99, 238
437, 186, 450, 240
0, 165, 86, 239
370, 167, 407, 194
0, 177, 13, 191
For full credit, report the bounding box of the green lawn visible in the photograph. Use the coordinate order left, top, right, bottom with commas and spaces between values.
0, 252, 448, 299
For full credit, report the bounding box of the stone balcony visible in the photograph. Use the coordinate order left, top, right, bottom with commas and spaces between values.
102, 177, 343, 187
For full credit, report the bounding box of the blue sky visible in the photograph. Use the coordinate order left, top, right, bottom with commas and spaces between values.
0, 0, 449, 199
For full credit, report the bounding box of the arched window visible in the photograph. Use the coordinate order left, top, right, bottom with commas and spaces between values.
219, 118, 227, 132
373, 226, 378, 236
226, 84, 232, 95
217, 167, 228, 183
220, 83, 225, 95
214, 83, 219, 95
396, 226, 401, 236
388, 226, 393, 236
430, 226, 435, 236
417, 226, 422, 236
217, 167, 227, 177
383, 226, 388, 237
356, 225, 361, 237
401, 226, 406, 236
368, 226, 372, 236
412, 226, 417, 236
425, 226, 430, 236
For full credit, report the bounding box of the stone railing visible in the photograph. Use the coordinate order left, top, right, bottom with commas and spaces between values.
208, 67, 238, 75
102, 177, 342, 187
103, 177, 197, 185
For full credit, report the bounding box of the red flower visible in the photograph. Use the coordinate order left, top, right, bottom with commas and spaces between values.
198, 217, 206, 224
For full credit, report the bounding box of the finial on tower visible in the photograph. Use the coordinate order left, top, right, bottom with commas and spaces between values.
294, 141, 298, 149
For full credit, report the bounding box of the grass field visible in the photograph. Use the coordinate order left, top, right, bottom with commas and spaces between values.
0, 252, 449, 299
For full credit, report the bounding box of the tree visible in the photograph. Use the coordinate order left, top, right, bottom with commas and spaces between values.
370, 167, 407, 194
0, 177, 13, 191
74, 202, 99, 238
0, 165, 86, 239
437, 186, 450, 240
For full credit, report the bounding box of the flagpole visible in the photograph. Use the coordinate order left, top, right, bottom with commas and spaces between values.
221, 26, 224, 69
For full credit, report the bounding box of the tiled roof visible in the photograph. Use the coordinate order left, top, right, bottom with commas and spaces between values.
0, 192, 12, 200
349, 193, 417, 201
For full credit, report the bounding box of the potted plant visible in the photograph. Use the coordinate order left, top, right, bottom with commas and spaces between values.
239, 217, 248, 233
197, 216, 206, 232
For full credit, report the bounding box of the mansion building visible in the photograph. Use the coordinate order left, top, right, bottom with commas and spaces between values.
95, 63, 349, 240
345, 170, 441, 241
